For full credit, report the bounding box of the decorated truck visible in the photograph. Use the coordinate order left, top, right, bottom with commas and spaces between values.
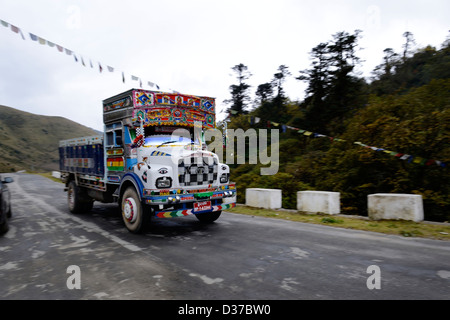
59, 89, 236, 233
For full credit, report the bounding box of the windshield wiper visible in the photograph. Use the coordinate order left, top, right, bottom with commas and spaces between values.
156, 140, 177, 148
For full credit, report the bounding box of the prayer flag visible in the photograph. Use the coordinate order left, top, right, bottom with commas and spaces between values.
413, 157, 423, 164
10, 24, 19, 33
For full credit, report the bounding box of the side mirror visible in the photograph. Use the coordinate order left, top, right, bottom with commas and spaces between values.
3, 177, 13, 183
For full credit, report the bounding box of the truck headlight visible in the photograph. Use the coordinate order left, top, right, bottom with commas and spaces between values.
220, 173, 229, 183
156, 177, 172, 189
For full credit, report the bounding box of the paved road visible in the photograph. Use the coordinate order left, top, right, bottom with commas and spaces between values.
1, 172, 449, 300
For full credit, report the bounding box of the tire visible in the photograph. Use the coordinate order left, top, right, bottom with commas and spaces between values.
0, 217, 8, 235
121, 187, 149, 233
67, 181, 90, 214
83, 200, 94, 212
195, 210, 221, 223
6, 203, 12, 219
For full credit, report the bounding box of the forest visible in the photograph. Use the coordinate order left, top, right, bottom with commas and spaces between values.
222, 30, 450, 222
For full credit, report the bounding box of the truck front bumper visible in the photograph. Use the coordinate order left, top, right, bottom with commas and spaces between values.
155, 202, 236, 218
142, 183, 236, 218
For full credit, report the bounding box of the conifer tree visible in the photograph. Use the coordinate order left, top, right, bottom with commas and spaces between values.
224, 63, 252, 117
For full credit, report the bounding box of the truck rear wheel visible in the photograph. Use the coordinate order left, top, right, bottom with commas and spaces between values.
67, 181, 92, 213
121, 187, 148, 233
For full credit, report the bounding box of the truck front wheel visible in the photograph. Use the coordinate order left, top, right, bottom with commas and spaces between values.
121, 187, 148, 233
195, 210, 221, 223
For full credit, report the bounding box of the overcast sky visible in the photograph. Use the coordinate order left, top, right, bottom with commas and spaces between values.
0, 0, 449, 131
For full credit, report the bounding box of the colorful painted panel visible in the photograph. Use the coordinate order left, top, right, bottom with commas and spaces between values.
106, 157, 124, 171
106, 148, 124, 156
103, 96, 132, 112
155, 93, 201, 108
201, 98, 215, 113
132, 107, 215, 128
130, 90, 216, 129
154, 202, 235, 218
133, 90, 155, 107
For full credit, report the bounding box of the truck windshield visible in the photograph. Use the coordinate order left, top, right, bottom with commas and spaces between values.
144, 134, 197, 146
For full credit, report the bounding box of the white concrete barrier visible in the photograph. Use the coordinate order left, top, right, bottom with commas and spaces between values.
297, 191, 340, 215
246, 188, 282, 209
368, 194, 424, 222
52, 171, 61, 179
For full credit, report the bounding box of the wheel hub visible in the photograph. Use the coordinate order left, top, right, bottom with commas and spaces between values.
123, 197, 138, 223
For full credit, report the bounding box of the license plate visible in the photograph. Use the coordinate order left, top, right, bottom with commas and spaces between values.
194, 201, 212, 212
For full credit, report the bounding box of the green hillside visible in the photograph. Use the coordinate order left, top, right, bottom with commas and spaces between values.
223, 31, 450, 222
0, 105, 99, 172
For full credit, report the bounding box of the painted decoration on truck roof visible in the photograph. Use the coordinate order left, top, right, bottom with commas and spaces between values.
155, 93, 200, 108
131, 89, 216, 129
103, 96, 132, 112
103, 89, 216, 128
132, 90, 215, 111
134, 90, 155, 107
132, 107, 214, 128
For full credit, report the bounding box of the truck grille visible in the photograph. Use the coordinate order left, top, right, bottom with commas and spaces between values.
178, 155, 218, 186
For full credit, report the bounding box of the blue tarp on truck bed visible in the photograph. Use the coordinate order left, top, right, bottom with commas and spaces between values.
59, 143, 104, 176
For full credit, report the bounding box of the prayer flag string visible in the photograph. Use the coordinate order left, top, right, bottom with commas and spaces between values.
1, 18, 163, 90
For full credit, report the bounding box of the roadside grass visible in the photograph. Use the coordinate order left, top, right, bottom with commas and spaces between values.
34, 171, 62, 183
228, 205, 450, 241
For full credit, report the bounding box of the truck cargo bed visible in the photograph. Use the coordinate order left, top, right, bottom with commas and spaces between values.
59, 135, 104, 176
